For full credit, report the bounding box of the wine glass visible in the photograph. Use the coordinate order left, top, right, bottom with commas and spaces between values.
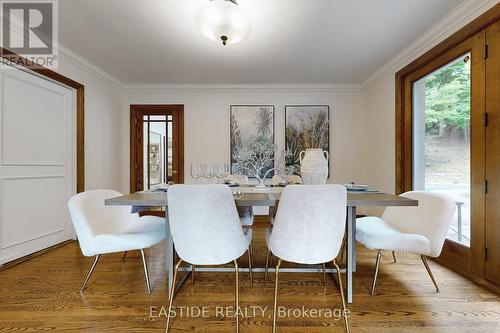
196, 163, 205, 183
222, 163, 230, 180
215, 162, 226, 184
190, 163, 200, 184
202, 163, 213, 184
208, 162, 217, 184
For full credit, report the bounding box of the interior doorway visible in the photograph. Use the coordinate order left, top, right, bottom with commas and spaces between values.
130, 105, 184, 192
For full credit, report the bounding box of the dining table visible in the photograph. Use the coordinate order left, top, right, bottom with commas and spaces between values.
105, 186, 418, 303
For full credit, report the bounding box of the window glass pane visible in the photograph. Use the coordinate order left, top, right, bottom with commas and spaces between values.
413, 53, 471, 247
150, 115, 166, 121
149, 130, 162, 187
148, 121, 167, 189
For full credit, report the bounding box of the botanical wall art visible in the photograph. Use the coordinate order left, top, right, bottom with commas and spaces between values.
285, 105, 330, 174
230, 105, 275, 178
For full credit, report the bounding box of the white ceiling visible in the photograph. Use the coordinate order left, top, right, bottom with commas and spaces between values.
59, 0, 464, 85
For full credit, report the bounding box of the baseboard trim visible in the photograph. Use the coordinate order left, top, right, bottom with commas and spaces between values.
0, 240, 75, 271
434, 257, 500, 295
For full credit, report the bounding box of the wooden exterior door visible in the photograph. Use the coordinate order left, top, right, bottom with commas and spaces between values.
395, 5, 500, 288
402, 31, 486, 273
130, 105, 184, 192
485, 20, 500, 285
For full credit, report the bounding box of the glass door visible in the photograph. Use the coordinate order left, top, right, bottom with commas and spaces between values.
130, 105, 184, 193
142, 115, 174, 190
407, 31, 486, 272
412, 53, 472, 247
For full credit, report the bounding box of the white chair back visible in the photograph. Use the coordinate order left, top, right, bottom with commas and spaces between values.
382, 191, 456, 257
68, 190, 137, 256
167, 185, 249, 265
269, 185, 347, 264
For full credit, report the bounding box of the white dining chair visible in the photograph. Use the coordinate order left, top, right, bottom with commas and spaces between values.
265, 185, 350, 333
165, 185, 253, 333
67, 190, 165, 294
356, 191, 456, 295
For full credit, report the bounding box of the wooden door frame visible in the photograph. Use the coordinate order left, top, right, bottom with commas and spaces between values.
484, 20, 500, 286
394, 4, 500, 290
130, 105, 184, 192
400, 34, 485, 271
0, 48, 85, 193
396, 4, 500, 194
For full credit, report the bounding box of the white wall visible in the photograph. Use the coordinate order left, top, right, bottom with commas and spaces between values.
56, 50, 127, 193
52, 0, 497, 198
127, 86, 366, 188
363, 74, 396, 194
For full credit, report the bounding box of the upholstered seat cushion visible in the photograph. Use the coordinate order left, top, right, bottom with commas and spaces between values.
356, 217, 433, 256
86, 216, 165, 256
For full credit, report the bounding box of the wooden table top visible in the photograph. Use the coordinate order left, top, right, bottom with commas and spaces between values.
105, 187, 418, 208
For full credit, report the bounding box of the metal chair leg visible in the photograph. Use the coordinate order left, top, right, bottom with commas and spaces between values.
322, 263, 327, 288
333, 260, 350, 333
165, 259, 183, 333
140, 249, 151, 294
421, 255, 439, 292
371, 250, 382, 295
122, 251, 128, 262
264, 249, 271, 286
191, 265, 195, 285
392, 251, 397, 263
272, 259, 282, 333
234, 260, 240, 333
80, 255, 100, 293
248, 246, 253, 286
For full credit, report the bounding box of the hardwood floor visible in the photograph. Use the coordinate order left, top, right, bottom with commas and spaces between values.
1, 228, 499, 332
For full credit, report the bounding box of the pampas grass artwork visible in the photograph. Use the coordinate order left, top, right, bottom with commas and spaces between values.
285, 105, 330, 174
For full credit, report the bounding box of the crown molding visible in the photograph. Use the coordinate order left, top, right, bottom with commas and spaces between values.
54, 1, 496, 93
362, 0, 498, 88
58, 45, 125, 90
126, 83, 363, 94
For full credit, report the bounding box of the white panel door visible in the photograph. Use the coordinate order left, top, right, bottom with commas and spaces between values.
0, 65, 75, 264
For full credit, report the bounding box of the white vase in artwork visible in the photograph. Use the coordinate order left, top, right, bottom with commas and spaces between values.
299, 148, 329, 185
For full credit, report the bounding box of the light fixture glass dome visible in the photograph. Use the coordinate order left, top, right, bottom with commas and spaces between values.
196, 0, 251, 46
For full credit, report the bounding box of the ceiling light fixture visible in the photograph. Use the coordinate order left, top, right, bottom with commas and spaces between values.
196, 0, 251, 46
